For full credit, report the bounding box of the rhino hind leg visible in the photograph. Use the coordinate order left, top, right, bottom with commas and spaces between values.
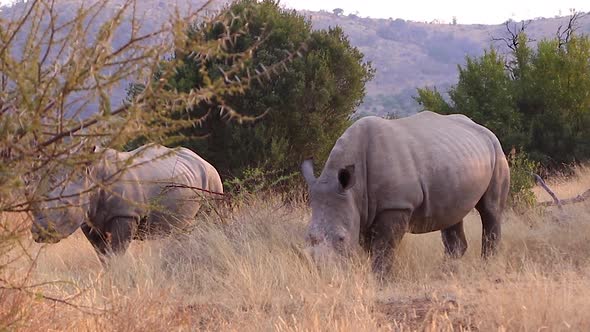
368, 210, 410, 278
477, 154, 510, 258
441, 221, 468, 258
476, 191, 505, 258
477, 205, 502, 258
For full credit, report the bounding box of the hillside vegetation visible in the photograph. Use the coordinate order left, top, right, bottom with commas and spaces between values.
3, 0, 589, 117
1, 167, 590, 330
414, 12, 590, 170
308, 10, 590, 116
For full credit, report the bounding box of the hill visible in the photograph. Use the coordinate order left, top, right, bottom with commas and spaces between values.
305, 10, 590, 117
2, 0, 590, 117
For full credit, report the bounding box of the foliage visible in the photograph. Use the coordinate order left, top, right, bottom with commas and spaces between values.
415, 13, 590, 170
413, 87, 452, 116
416, 48, 524, 151
507, 148, 539, 207
136, 0, 374, 185
222, 167, 298, 200
0, 0, 292, 211
0, 0, 297, 323
416, 14, 590, 208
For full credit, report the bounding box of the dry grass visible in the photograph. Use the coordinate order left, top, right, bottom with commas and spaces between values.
533, 164, 590, 201
1, 168, 590, 331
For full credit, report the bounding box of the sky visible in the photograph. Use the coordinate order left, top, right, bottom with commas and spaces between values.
1, 0, 589, 25
279, 0, 590, 25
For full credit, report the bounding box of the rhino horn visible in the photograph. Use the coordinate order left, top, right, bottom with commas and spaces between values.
301, 159, 316, 186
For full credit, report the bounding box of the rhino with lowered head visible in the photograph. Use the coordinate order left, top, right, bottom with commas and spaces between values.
301, 111, 510, 275
30, 143, 223, 263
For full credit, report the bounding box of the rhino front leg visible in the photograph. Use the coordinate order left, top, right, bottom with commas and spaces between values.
105, 217, 136, 256
81, 218, 136, 265
369, 210, 409, 278
81, 223, 109, 265
441, 220, 468, 258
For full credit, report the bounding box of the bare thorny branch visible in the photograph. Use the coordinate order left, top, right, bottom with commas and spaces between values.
489, 11, 587, 78
556, 11, 588, 49
0, 253, 107, 316
491, 19, 534, 53
0, 0, 307, 211
491, 10, 588, 54
0, 0, 310, 320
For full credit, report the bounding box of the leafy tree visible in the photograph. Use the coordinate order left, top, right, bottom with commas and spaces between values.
415, 13, 590, 170
140, 0, 374, 184
333, 8, 344, 16
0, 0, 294, 319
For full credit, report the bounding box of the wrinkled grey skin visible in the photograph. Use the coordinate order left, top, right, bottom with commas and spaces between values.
302, 111, 510, 275
30, 143, 223, 264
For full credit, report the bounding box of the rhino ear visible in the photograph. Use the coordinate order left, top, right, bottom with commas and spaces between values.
91, 144, 102, 153
338, 164, 355, 191
301, 159, 316, 186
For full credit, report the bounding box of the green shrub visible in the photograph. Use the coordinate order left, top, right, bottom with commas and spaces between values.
508, 148, 539, 207
416, 14, 590, 170
223, 167, 299, 198
132, 0, 374, 186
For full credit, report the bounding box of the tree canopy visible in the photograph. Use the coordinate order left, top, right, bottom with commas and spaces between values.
415, 14, 590, 170
136, 0, 374, 184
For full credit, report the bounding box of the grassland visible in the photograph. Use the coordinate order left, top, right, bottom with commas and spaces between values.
1, 166, 590, 331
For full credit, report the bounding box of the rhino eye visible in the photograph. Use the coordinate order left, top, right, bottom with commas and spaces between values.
337, 235, 345, 242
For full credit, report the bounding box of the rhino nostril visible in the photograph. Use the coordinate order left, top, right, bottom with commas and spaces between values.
32, 231, 49, 243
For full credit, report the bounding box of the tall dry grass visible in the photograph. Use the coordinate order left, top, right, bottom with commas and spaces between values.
1, 168, 590, 331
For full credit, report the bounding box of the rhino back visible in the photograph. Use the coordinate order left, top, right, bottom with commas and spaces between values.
91, 144, 220, 228
323, 111, 506, 233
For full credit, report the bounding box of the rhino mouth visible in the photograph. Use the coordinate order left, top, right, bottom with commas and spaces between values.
31, 222, 64, 244
32, 233, 62, 244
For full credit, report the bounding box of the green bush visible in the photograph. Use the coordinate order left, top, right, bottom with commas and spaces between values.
223, 167, 298, 198
415, 15, 590, 170
508, 148, 539, 207
131, 0, 374, 185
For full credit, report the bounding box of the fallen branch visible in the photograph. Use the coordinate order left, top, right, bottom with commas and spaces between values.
532, 173, 562, 209
539, 189, 590, 207
533, 172, 590, 207
0, 283, 106, 316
